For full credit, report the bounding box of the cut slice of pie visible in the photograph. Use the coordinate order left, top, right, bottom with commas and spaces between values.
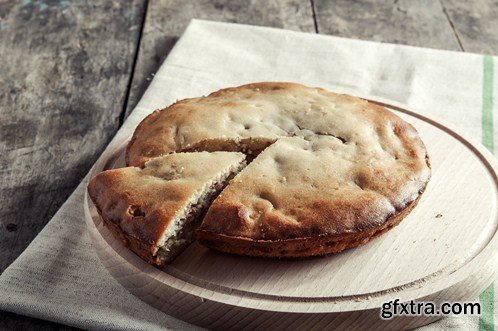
87, 151, 246, 266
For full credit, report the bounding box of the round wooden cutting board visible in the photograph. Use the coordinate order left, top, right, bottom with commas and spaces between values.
84, 96, 498, 330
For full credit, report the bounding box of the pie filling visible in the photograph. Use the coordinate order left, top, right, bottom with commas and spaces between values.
154, 161, 246, 264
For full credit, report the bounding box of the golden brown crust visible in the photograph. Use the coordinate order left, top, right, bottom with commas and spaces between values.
126, 109, 166, 167
87, 152, 246, 265
94, 201, 162, 265
119, 82, 430, 259
198, 135, 429, 246
197, 191, 423, 257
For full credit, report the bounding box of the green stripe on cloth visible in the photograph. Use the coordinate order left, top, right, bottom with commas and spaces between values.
479, 55, 494, 331
479, 284, 494, 331
482, 55, 494, 152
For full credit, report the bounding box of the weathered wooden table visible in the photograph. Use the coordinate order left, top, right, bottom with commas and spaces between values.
1, 0, 497, 329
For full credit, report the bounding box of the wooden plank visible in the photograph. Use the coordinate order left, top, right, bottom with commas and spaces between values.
441, 0, 498, 55
123, 0, 315, 118
0, 0, 146, 273
0, 0, 146, 328
313, 0, 462, 51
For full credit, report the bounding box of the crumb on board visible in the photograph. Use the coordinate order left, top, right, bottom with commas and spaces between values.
435, 213, 443, 218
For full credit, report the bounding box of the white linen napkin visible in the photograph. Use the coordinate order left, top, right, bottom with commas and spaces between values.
1, 19, 496, 330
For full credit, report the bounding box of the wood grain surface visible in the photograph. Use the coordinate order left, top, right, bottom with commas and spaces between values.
0, 0, 146, 273
313, 0, 461, 51
441, 0, 498, 54
1, 0, 498, 329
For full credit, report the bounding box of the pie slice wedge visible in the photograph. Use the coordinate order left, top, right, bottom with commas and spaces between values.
87, 151, 246, 266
